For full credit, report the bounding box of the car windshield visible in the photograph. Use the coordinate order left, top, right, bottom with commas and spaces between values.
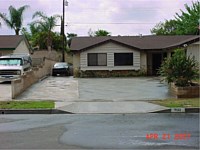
0, 58, 22, 66
54, 63, 68, 68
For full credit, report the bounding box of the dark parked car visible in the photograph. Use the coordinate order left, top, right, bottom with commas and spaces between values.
52, 62, 70, 76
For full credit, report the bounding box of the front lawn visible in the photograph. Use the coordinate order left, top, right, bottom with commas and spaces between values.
0, 101, 54, 109
150, 98, 199, 108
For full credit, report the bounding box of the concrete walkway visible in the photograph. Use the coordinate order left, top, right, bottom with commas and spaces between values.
56, 101, 168, 113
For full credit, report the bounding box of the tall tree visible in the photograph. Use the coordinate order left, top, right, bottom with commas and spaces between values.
32, 11, 60, 51
151, 20, 177, 35
94, 29, 111, 36
175, 1, 200, 35
67, 33, 77, 47
21, 23, 42, 46
0, 5, 29, 35
88, 29, 111, 37
151, 1, 200, 35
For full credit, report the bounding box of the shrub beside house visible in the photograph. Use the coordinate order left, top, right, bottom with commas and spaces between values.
159, 48, 199, 98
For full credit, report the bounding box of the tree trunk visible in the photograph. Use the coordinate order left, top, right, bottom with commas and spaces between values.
47, 32, 52, 51
47, 46, 51, 51
15, 28, 20, 35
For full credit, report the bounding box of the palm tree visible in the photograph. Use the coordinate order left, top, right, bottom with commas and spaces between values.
0, 5, 29, 35
32, 11, 60, 51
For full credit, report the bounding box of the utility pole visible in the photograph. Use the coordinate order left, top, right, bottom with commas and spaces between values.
62, 0, 68, 62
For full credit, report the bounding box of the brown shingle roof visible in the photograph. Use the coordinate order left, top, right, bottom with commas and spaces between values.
70, 35, 200, 51
0, 35, 24, 49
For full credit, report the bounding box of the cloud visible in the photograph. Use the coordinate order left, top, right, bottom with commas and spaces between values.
65, 0, 193, 36
0, 0, 194, 36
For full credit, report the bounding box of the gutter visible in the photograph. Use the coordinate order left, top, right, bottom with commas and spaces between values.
0, 109, 73, 114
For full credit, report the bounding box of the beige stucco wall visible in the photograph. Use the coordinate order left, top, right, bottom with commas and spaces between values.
187, 42, 199, 63
79, 42, 141, 71
14, 40, 30, 54
73, 53, 80, 70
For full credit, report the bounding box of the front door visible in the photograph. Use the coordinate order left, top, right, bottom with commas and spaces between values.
152, 53, 162, 75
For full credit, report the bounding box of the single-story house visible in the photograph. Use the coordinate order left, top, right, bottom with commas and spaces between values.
0, 35, 32, 56
70, 35, 199, 76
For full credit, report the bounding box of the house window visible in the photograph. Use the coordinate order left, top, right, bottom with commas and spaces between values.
88, 53, 107, 66
114, 53, 133, 66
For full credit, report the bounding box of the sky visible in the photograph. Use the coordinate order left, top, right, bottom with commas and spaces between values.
0, 0, 194, 36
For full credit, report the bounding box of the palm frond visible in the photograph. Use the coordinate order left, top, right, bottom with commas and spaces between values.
17, 5, 29, 26
32, 11, 48, 20
18, 5, 29, 15
0, 13, 13, 28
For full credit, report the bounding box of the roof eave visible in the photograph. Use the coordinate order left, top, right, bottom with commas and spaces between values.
0, 48, 15, 50
163, 37, 200, 50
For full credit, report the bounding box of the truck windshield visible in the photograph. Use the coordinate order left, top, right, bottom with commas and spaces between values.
0, 59, 22, 66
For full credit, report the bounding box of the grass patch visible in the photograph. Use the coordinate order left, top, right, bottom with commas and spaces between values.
150, 98, 199, 108
0, 101, 54, 109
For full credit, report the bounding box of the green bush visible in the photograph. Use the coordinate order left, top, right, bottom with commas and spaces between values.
159, 48, 199, 87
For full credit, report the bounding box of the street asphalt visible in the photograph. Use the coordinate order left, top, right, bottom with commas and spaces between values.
0, 114, 199, 149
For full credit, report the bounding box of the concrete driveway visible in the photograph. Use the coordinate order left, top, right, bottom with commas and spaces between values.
17, 76, 79, 101
78, 77, 174, 101
59, 77, 173, 113
17, 77, 174, 102
16, 77, 174, 113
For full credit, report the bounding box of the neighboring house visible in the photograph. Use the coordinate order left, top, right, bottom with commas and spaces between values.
70, 35, 199, 76
0, 35, 32, 56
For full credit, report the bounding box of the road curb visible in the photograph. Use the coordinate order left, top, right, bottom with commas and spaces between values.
0, 109, 73, 114
152, 108, 200, 113
0, 108, 199, 114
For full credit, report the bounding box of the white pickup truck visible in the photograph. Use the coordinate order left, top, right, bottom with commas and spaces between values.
0, 54, 32, 81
